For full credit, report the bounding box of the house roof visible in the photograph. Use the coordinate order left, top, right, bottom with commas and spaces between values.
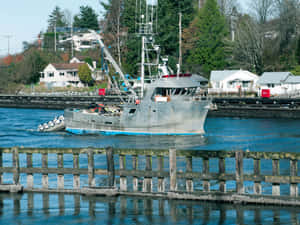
191, 74, 208, 82
258, 72, 292, 84
285, 76, 300, 84
51, 63, 86, 70
210, 70, 240, 82
210, 70, 258, 82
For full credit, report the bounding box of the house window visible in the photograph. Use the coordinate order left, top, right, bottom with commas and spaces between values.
48, 73, 54, 77
40, 73, 44, 78
59, 72, 64, 76
242, 81, 249, 88
67, 71, 73, 76
268, 84, 275, 88
73, 72, 77, 76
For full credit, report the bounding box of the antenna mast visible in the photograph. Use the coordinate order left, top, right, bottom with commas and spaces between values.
177, 12, 182, 78
136, 0, 158, 98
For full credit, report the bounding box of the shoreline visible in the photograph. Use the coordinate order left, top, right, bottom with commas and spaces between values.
1, 95, 300, 118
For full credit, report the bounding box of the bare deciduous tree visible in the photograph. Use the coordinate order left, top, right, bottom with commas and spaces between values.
100, 0, 123, 66
249, 0, 274, 24
274, 0, 300, 50
234, 15, 264, 74
218, 0, 239, 16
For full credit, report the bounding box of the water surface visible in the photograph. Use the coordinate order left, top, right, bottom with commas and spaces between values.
1, 108, 300, 224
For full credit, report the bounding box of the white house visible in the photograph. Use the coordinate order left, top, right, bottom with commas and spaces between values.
60, 32, 98, 52
282, 76, 300, 96
258, 72, 292, 96
209, 70, 259, 93
40, 63, 88, 87
70, 57, 105, 82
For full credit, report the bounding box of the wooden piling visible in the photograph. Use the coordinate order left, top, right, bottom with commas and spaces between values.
235, 151, 244, 194
254, 158, 262, 194
106, 147, 115, 187
42, 153, 48, 189
186, 156, 193, 192
169, 149, 177, 191
87, 150, 95, 187
73, 153, 80, 189
219, 157, 226, 193
26, 153, 33, 189
57, 153, 64, 189
143, 155, 152, 192
157, 155, 165, 193
290, 159, 298, 197
119, 154, 127, 191
272, 159, 280, 196
203, 157, 210, 192
12, 147, 20, 185
132, 155, 138, 191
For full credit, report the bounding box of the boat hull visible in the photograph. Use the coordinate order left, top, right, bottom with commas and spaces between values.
64, 99, 210, 136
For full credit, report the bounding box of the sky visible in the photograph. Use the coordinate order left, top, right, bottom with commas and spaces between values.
0, 0, 103, 55
0, 0, 249, 56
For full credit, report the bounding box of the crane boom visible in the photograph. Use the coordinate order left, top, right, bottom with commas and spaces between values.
89, 30, 137, 96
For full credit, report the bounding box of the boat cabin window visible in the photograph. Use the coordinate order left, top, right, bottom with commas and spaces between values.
129, 109, 136, 114
152, 87, 196, 101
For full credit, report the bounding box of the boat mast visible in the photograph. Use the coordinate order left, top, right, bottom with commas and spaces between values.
137, 0, 158, 98
141, 36, 145, 98
177, 12, 182, 79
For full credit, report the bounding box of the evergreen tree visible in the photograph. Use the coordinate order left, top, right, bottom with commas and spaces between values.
157, 0, 195, 70
100, 0, 140, 76
184, 0, 228, 76
48, 6, 67, 31
120, 0, 140, 76
78, 64, 93, 86
296, 37, 300, 65
73, 6, 99, 30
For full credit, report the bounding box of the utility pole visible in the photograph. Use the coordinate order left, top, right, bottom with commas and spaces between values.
71, 21, 74, 57
54, 22, 57, 52
3, 35, 12, 55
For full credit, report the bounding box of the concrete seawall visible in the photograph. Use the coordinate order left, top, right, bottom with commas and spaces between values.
1, 95, 300, 118
0, 95, 123, 109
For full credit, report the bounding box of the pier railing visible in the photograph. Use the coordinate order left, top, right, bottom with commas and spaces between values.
0, 147, 300, 205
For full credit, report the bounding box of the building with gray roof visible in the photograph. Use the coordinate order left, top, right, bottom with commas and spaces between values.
209, 70, 259, 93
258, 72, 292, 96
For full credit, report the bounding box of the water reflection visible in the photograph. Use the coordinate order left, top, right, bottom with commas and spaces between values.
0, 193, 299, 225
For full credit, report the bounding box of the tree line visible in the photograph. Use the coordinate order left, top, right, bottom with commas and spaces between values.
1, 0, 300, 93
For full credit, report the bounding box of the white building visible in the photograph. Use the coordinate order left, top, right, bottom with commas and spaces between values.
282, 75, 300, 97
258, 72, 292, 96
70, 57, 105, 82
209, 70, 259, 93
40, 63, 88, 87
60, 32, 98, 52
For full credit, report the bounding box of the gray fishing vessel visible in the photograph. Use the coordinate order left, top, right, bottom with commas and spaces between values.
65, 75, 210, 135
64, 1, 211, 135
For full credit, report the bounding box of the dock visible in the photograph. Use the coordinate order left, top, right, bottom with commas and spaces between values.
2, 95, 300, 118
0, 147, 300, 206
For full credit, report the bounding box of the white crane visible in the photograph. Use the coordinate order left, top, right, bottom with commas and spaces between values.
88, 30, 137, 97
